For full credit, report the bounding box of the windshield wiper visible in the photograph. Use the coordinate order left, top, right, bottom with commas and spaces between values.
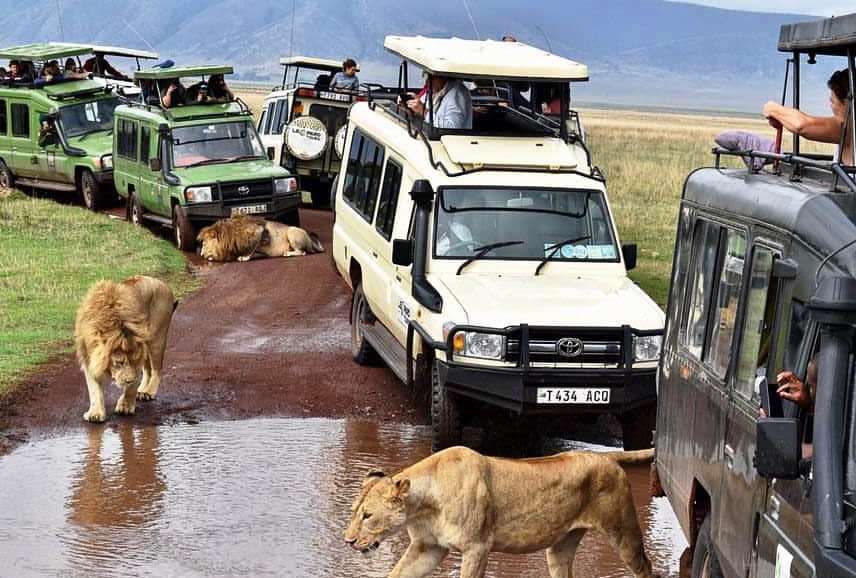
456, 241, 524, 275
223, 155, 263, 163
180, 158, 229, 168
77, 127, 112, 141
534, 235, 592, 276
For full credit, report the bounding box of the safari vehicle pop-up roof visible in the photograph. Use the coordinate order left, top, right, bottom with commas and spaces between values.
713, 12, 856, 193
377, 35, 595, 178
278, 55, 342, 89
0, 43, 112, 98
53, 42, 158, 76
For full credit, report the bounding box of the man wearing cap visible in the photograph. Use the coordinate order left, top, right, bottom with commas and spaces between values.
329, 58, 360, 91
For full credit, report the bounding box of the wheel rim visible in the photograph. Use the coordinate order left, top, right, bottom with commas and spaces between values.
132, 203, 141, 225
0, 169, 9, 189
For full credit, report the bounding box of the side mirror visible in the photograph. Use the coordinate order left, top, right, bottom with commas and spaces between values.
622, 244, 637, 271
392, 239, 414, 267
755, 418, 801, 479
149, 158, 162, 172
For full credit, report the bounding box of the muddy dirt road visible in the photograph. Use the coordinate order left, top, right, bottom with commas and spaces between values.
0, 208, 688, 577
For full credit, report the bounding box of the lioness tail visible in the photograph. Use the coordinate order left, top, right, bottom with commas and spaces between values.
309, 232, 324, 253
598, 448, 655, 465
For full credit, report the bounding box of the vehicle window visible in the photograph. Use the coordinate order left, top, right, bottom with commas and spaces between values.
171, 121, 265, 169
735, 247, 776, 398
342, 129, 384, 221
263, 102, 275, 135
140, 126, 151, 165
257, 110, 267, 134
435, 188, 618, 260
273, 99, 289, 134
0, 100, 6, 135
783, 301, 808, 371
375, 159, 403, 240
59, 98, 118, 139
683, 220, 721, 359
308, 104, 348, 138
11, 103, 28, 138
706, 229, 746, 377
117, 119, 138, 160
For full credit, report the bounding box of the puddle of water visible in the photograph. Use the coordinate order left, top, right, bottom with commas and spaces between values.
0, 418, 686, 577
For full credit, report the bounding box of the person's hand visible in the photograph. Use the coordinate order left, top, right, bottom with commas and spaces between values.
776, 371, 812, 408
763, 101, 783, 129
406, 98, 424, 117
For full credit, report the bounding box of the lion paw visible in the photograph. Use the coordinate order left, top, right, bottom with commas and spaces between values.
114, 399, 136, 416
83, 409, 106, 423
136, 391, 156, 402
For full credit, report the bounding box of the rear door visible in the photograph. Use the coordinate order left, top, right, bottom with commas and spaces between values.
116, 117, 141, 206
9, 100, 35, 178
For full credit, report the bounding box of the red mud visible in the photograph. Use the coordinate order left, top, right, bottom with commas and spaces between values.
0, 209, 422, 454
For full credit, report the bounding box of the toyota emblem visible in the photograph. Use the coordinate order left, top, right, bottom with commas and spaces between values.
556, 337, 584, 358
238, 185, 250, 195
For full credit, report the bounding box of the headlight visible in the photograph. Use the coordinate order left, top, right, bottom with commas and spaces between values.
274, 177, 297, 194
100, 154, 113, 170
185, 186, 212, 203
634, 335, 662, 362
451, 330, 504, 360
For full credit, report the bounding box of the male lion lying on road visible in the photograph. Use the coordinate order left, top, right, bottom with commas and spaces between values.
74, 275, 176, 423
197, 215, 324, 262
345, 446, 656, 578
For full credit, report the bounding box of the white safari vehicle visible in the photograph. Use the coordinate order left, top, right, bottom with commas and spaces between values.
259, 56, 362, 207
332, 36, 665, 450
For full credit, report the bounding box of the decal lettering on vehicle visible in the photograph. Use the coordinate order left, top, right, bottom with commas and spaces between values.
398, 300, 411, 327
774, 544, 793, 578
318, 91, 350, 102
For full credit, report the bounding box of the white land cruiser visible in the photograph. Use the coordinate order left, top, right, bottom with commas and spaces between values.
332, 36, 664, 450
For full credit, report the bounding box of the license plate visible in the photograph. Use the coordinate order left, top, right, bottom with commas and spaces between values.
230, 204, 267, 216
536, 388, 611, 405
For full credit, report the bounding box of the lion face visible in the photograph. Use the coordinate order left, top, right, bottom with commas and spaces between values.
197, 227, 222, 261
344, 472, 410, 553
109, 351, 142, 387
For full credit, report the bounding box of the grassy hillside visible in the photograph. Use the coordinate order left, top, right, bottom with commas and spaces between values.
0, 191, 195, 392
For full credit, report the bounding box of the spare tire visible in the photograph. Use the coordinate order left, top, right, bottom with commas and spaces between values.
285, 116, 328, 161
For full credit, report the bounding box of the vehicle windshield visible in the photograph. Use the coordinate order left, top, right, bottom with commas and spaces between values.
171, 121, 265, 168
59, 98, 119, 138
435, 188, 618, 261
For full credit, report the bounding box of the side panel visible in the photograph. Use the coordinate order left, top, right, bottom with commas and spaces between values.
9, 99, 35, 178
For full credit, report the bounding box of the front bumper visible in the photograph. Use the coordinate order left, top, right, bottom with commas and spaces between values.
182, 192, 301, 222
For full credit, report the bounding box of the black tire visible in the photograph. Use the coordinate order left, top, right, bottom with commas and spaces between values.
621, 403, 657, 450
172, 204, 197, 252
280, 208, 301, 227
79, 170, 105, 211
691, 516, 724, 578
0, 159, 14, 190
431, 360, 463, 452
350, 283, 379, 365
127, 193, 144, 226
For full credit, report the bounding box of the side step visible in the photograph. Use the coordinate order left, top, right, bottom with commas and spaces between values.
361, 321, 409, 384
15, 177, 76, 193
142, 213, 172, 227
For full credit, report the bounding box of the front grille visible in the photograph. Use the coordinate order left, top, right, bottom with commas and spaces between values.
506, 327, 624, 367
217, 179, 273, 201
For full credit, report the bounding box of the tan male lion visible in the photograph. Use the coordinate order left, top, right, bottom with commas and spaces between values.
197, 215, 323, 262
345, 446, 655, 578
74, 275, 176, 423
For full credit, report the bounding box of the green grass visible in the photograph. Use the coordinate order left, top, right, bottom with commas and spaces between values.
0, 191, 196, 393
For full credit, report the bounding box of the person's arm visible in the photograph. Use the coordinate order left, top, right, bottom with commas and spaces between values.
162, 85, 176, 108
763, 101, 844, 144
776, 370, 812, 409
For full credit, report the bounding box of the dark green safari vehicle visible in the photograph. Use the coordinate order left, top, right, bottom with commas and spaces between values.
655, 12, 856, 578
113, 65, 300, 251
0, 43, 119, 210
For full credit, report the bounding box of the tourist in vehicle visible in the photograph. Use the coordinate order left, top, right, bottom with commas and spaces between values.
763, 69, 854, 165
405, 73, 473, 130
0, 67, 6, 81
35, 61, 64, 85
207, 73, 234, 102
329, 58, 360, 92
161, 78, 186, 108
9, 60, 32, 82
38, 117, 58, 147
83, 54, 129, 80
776, 357, 817, 411
62, 58, 88, 80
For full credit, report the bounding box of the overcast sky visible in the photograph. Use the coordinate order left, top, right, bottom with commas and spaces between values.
672, 1, 853, 17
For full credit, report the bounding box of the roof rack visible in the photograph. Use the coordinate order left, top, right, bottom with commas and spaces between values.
121, 95, 252, 122
712, 146, 856, 193
279, 56, 341, 71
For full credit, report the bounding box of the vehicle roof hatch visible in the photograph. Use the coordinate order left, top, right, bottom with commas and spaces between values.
135, 65, 233, 80
439, 135, 578, 170
278, 56, 342, 71
0, 43, 91, 61
778, 12, 856, 55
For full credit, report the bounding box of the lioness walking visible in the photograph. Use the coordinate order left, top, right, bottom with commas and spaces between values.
74, 275, 176, 422
345, 446, 655, 578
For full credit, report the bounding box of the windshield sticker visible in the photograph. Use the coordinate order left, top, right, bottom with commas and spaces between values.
573, 245, 588, 259
543, 244, 616, 260
561, 245, 575, 259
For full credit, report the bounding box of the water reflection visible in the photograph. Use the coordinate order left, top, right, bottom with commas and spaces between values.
0, 418, 686, 577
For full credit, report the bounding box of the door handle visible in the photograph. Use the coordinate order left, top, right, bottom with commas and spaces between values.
724, 444, 735, 469
395, 275, 402, 282
769, 495, 781, 521
372, 251, 378, 259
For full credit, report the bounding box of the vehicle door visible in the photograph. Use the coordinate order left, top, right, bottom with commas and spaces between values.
258, 98, 278, 161
754, 304, 816, 578
36, 110, 64, 184
137, 124, 163, 214
116, 117, 141, 206
9, 99, 35, 178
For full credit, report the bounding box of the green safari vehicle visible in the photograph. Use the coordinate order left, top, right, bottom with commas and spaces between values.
113, 65, 301, 251
0, 43, 120, 210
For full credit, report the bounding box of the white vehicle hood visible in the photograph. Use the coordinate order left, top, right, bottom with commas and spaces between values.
435, 273, 664, 330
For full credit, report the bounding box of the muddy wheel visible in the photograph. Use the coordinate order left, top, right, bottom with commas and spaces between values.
0, 159, 14, 190
280, 209, 301, 227
350, 283, 379, 365
621, 403, 656, 450
79, 169, 104, 211
691, 516, 723, 578
172, 204, 197, 252
127, 193, 144, 226
431, 359, 462, 452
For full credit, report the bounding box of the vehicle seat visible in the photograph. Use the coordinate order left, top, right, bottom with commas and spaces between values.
314, 74, 331, 90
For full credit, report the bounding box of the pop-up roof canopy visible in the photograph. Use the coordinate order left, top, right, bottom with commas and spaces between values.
384, 36, 589, 82
279, 56, 341, 71
51, 42, 159, 60
135, 65, 233, 80
0, 43, 91, 61
779, 12, 856, 56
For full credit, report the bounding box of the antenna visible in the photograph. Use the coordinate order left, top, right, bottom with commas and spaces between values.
289, 0, 296, 57
461, 0, 481, 40
534, 24, 553, 53
123, 20, 157, 52
55, 0, 65, 40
